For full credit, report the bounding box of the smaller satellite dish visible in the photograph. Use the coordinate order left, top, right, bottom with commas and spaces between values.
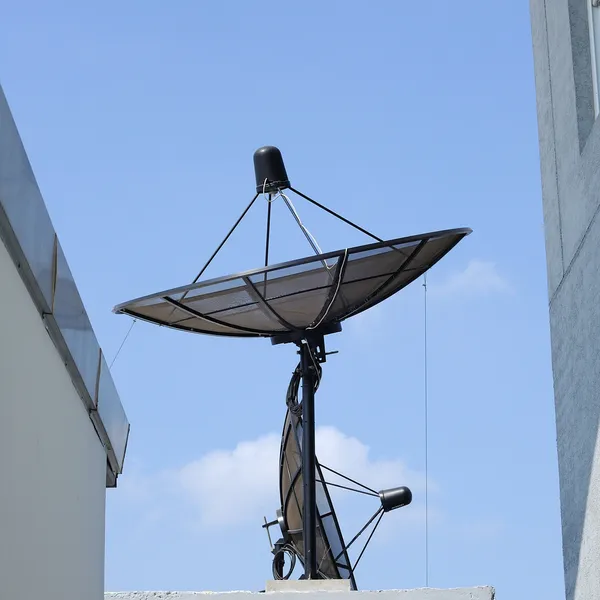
262, 361, 414, 588
275, 407, 357, 587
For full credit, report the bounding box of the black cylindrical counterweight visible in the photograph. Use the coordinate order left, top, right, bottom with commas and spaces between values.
254, 146, 290, 193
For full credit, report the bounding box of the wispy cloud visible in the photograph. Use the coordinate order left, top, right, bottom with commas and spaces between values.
429, 260, 513, 298
173, 426, 428, 530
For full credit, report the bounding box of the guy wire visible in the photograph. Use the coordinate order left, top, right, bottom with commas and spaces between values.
110, 319, 137, 369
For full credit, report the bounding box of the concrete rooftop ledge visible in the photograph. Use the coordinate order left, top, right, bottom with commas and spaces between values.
105, 586, 495, 600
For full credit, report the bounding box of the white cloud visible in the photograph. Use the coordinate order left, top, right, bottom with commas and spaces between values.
429, 260, 513, 298
176, 432, 280, 528
315, 426, 428, 494
174, 426, 428, 530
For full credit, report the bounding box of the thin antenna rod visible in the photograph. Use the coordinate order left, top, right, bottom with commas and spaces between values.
352, 510, 385, 572
263, 194, 272, 294
334, 507, 384, 562
265, 194, 272, 267
172, 193, 260, 312
192, 193, 260, 285
316, 479, 379, 497
319, 464, 379, 495
289, 186, 384, 243
423, 272, 430, 587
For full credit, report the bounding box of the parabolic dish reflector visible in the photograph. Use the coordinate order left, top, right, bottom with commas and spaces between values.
279, 408, 357, 588
113, 227, 471, 337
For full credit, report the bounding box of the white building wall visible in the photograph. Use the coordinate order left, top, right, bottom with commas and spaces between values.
0, 236, 107, 600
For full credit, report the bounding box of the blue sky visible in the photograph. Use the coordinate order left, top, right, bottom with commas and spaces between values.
1, 2, 564, 599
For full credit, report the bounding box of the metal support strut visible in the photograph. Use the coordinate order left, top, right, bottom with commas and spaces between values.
300, 339, 318, 579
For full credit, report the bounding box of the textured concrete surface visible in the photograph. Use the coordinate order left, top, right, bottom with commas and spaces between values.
530, 1, 600, 599
266, 580, 352, 591
105, 588, 495, 600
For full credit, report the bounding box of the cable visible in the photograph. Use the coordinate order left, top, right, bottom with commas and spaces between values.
272, 544, 297, 580
423, 272, 429, 587
286, 362, 303, 416
307, 249, 348, 330
286, 353, 322, 418
109, 319, 137, 369
318, 540, 333, 574
262, 179, 278, 204
301, 338, 322, 390
261, 186, 334, 273
278, 191, 334, 272
280, 191, 324, 256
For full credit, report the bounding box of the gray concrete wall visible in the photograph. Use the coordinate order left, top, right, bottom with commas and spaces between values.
529, 1, 600, 599
105, 588, 495, 600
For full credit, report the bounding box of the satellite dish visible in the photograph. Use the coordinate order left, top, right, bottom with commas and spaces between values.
113, 229, 468, 338
114, 146, 471, 586
270, 406, 357, 587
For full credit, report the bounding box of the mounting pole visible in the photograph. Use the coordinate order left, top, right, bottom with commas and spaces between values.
300, 339, 318, 579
